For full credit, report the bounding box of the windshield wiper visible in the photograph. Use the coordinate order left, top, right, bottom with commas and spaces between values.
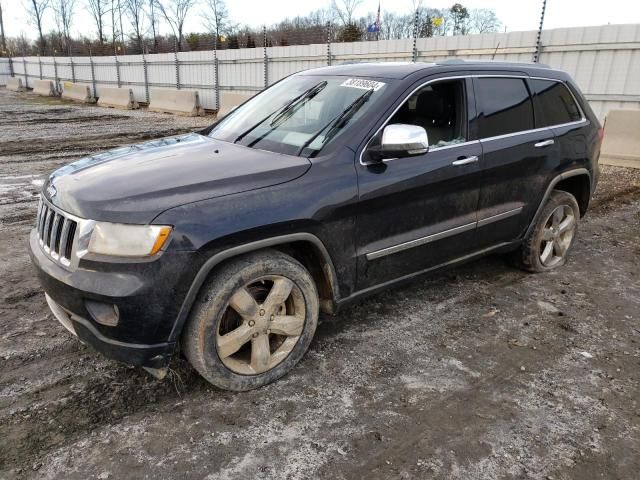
244, 81, 328, 149
296, 88, 375, 156
270, 81, 327, 127
232, 81, 327, 145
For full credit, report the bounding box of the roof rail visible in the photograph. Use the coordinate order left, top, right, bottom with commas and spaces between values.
435, 58, 551, 68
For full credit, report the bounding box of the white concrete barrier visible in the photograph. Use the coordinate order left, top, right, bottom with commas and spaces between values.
148, 88, 205, 116
600, 109, 640, 169
97, 87, 139, 110
32, 79, 57, 97
217, 92, 254, 118
61, 82, 96, 103
6, 77, 25, 92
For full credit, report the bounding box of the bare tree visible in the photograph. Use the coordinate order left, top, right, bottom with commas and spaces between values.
0, 2, 6, 53
201, 0, 231, 41
450, 3, 470, 35
53, 0, 75, 55
147, 0, 158, 49
331, 0, 362, 26
470, 8, 502, 34
0, 4, 9, 54
125, 0, 145, 52
154, 0, 197, 51
110, 0, 120, 51
118, 0, 125, 48
87, 0, 108, 45
25, 0, 50, 54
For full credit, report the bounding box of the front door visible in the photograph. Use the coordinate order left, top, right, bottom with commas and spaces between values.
355, 77, 482, 290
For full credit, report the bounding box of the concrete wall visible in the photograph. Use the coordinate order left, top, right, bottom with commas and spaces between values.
2, 23, 639, 119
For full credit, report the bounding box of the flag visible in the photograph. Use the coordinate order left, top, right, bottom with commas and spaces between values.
367, 2, 382, 33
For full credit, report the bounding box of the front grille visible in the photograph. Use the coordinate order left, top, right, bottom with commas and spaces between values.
35, 198, 79, 266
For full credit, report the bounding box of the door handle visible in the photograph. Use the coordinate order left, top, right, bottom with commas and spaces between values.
452, 156, 479, 166
534, 139, 555, 148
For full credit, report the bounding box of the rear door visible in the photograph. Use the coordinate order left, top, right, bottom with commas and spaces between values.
472, 76, 557, 249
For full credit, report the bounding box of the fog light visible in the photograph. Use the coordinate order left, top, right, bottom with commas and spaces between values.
85, 300, 120, 327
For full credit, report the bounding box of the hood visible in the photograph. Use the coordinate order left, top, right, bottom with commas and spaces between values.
44, 133, 311, 223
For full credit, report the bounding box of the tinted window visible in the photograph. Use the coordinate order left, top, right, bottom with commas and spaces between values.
530, 79, 582, 127
476, 78, 534, 138
388, 79, 466, 147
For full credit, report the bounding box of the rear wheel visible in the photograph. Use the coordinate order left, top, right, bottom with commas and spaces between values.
514, 190, 580, 272
182, 249, 319, 391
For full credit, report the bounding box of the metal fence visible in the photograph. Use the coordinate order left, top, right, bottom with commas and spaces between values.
1, 23, 639, 120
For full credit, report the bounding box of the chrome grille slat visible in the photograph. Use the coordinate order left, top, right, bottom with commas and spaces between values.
43, 209, 54, 248
51, 214, 63, 256
38, 204, 48, 239
58, 218, 71, 258
34, 197, 80, 268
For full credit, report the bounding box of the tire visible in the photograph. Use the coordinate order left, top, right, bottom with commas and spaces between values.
514, 190, 580, 273
182, 249, 319, 391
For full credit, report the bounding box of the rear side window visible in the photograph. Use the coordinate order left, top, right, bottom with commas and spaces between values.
529, 79, 582, 127
475, 78, 534, 138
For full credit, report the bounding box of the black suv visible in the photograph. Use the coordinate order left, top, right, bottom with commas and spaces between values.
30, 61, 602, 391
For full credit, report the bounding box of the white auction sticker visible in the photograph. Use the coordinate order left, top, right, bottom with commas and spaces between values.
340, 78, 386, 91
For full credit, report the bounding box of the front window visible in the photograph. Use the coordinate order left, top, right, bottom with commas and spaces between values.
387, 79, 467, 147
209, 75, 389, 157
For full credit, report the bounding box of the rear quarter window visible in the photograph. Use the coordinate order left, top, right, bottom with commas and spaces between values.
529, 79, 582, 127
475, 78, 534, 138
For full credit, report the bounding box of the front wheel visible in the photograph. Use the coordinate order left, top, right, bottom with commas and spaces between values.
514, 190, 580, 272
182, 250, 319, 391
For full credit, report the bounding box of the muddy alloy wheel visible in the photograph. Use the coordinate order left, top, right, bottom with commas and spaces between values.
539, 205, 577, 268
182, 249, 319, 391
216, 275, 306, 375
513, 189, 580, 273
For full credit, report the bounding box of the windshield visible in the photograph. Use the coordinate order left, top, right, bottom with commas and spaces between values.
209, 75, 389, 157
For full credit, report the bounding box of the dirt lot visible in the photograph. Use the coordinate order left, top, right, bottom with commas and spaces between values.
0, 88, 639, 480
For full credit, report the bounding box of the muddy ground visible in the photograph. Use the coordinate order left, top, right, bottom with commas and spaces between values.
0, 88, 639, 480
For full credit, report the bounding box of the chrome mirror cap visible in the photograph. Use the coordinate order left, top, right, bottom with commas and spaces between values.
381, 124, 429, 158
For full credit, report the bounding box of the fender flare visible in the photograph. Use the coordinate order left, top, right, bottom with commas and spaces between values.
524, 168, 591, 239
168, 232, 339, 342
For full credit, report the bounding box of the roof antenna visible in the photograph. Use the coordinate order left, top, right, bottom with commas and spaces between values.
491, 42, 500, 60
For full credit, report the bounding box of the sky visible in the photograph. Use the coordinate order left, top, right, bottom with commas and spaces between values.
2, 0, 640, 40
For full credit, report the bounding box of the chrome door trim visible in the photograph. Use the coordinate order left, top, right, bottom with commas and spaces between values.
365, 221, 476, 260
477, 206, 523, 228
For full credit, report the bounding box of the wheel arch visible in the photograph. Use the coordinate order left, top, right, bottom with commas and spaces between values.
524, 168, 591, 239
168, 233, 339, 343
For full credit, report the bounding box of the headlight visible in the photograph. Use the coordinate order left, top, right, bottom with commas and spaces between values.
87, 222, 172, 257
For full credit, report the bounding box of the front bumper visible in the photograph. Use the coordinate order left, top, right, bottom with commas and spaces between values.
29, 229, 199, 369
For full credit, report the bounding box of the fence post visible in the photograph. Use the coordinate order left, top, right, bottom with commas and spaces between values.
263, 26, 268, 88
53, 55, 59, 93
412, 9, 419, 62
533, 0, 547, 63
38, 55, 43, 80
214, 36, 220, 111
174, 43, 181, 90
142, 48, 150, 104
89, 50, 97, 98
70, 56, 76, 83
22, 57, 27, 87
326, 22, 332, 66
8, 56, 14, 77
114, 54, 121, 88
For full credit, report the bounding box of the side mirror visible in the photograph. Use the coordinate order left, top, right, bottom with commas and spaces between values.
368, 124, 429, 162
